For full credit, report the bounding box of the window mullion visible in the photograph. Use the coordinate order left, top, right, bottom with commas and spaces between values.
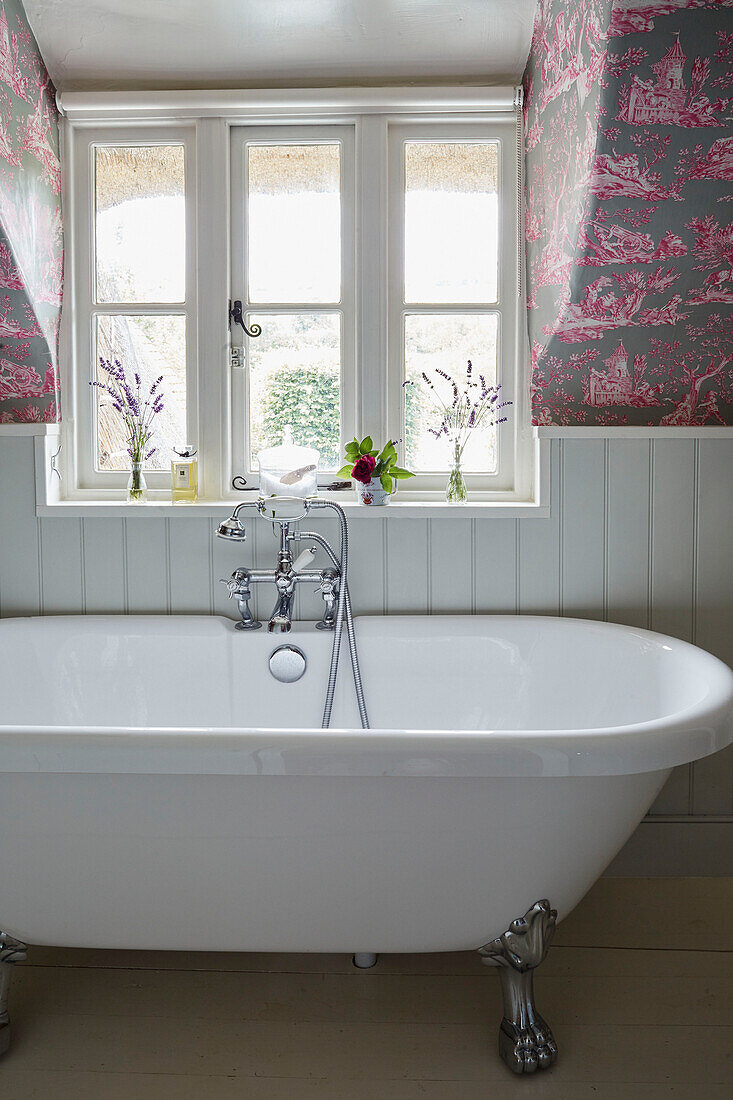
387, 121, 406, 460
357, 115, 389, 446
194, 118, 228, 499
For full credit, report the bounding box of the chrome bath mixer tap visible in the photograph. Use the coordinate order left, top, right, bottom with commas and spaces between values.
214, 496, 369, 729
216, 498, 340, 633
219, 517, 336, 632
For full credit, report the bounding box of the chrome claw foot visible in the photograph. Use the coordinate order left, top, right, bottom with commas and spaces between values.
478, 899, 557, 1076
0, 932, 27, 1057
497, 1002, 558, 1075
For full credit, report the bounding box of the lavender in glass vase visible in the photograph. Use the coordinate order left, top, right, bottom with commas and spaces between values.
404, 360, 511, 504
91, 357, 164, 502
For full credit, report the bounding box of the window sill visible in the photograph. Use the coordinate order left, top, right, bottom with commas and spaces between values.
35, 496, 549, 519
35, 437, 549, 518
0, 422, 60, 436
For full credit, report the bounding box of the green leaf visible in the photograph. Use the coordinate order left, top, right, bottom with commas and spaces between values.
360, 435, 373, 454
380, 473, 393, 493
344, 442, 359, 455
368, 449, 379, 457
336, 465, 354, 479
391, 467, 414, 479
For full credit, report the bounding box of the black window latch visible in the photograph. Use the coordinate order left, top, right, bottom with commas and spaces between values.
228, 300, 262, 339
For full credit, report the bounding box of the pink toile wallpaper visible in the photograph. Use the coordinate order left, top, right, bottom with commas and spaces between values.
524, 0, 733, 427
0, 0, 61, 425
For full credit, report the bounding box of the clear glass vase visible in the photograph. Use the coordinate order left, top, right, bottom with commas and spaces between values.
127, 461, 148, 503
446, 441, 468, 504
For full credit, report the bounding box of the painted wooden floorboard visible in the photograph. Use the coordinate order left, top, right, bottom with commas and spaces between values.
10, 961, 732, 1028
1, 880, 730, 1095
1, 1072, 729, 1100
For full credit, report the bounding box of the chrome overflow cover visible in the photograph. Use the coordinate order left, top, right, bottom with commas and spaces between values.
269, 644, 307, 683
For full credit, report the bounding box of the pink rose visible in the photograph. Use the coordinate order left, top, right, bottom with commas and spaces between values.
352, 454, 376, 484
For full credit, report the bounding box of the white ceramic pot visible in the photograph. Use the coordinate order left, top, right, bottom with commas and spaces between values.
355, 476, 391, 505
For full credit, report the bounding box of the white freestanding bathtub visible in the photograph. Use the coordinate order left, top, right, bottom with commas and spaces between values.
1, 613, 731, 1072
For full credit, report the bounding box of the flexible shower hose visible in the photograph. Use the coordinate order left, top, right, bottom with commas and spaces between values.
305, 501, 369, 729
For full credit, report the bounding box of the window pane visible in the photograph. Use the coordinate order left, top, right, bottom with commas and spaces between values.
247, 313, 340, 470
95, 315, 186, 471
404, 314, 498, 473
404, 142, 498, 304
95, 145, 185, 303
248, 144, 340, 303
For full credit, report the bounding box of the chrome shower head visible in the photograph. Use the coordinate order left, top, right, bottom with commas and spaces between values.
215, 511, 247, 541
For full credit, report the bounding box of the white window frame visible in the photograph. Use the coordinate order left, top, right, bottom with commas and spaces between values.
387, 119, 519, 495
66, 123, 198, 492
55, 88, 543, 513
229, 123, 356, 481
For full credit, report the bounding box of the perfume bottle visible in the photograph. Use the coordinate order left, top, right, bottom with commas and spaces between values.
171, 444, 198, 503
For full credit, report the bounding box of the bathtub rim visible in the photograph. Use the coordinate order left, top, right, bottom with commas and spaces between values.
0, 705, 729, 778
0, 612, 731, 778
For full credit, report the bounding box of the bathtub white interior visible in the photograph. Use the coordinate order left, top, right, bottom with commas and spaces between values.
0, 614, 724, 733
0, 768, 670, 953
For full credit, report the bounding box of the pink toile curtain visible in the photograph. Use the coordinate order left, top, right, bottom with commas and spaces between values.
524, 0, 733, 428
0, 0, 62, 425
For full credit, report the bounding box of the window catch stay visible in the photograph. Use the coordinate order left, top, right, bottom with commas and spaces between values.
228, 299, 262, 339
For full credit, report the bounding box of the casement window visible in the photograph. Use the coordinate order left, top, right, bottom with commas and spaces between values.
59, 89, 539, 509
229, 125, 356, 479
388, 124, 519, 494
67, 127, 198, 493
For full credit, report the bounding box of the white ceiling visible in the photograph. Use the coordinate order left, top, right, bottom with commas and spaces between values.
23, 0, 537, 92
